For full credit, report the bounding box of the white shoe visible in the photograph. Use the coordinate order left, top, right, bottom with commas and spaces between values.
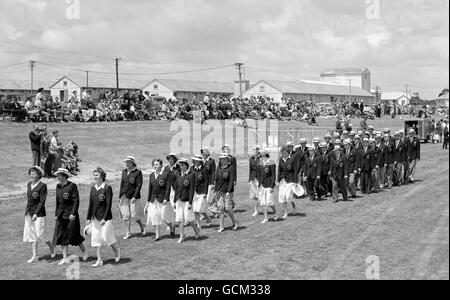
115, 249, 121, 263
27, 257, 39, 264
57, 259, 69, 266
261, 219, 268, 224
177, 237, 184, 244
281, 213, 288, 220
233, 222, 239, 231
123, 234, 131, 240
273, 215, 279, 221
252, 211, 258, 217
91, 260, 103, 268
50, 249, 57, 259
141, 224, 147, 236
218, 227, 225, 233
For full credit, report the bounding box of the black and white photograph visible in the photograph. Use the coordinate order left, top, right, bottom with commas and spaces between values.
0, 0, 448, 284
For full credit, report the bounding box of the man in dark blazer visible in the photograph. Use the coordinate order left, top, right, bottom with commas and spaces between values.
303, 146, 322, 201
393, 132, 405, 186
359, 138, 373, 194
406, 129, 421, 183
344, 139, 359, 198
383, 134, 395, 188
330, 146, 349, 203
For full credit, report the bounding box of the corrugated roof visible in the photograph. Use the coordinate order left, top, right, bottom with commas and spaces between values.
0, 79, 52, 90
51, 76, 148, 90
146, 79, 234, 94
259, 80, 374, 97
321, 67, 369, 75
381, 92, 411, 101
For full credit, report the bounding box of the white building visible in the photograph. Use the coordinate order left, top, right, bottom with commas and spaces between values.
381, 92, 412, 106
242, 79, 375, 104
49, 76, 147, 102
142, 79, 235, 101
320, 67, 371, 92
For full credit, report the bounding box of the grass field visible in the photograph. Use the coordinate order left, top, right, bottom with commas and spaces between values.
0, 117, 448, 280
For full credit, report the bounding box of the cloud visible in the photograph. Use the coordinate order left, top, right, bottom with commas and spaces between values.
0, 0, 448, 98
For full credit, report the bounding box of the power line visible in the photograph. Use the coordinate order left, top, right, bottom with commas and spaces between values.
0, 62, 27, 70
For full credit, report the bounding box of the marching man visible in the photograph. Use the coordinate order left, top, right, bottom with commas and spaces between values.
406, 128, 421, 183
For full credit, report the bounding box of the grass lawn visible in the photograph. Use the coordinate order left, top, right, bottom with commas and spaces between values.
0, 117, 448, 280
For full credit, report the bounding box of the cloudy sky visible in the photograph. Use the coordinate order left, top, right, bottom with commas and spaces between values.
0, 0, 448, 99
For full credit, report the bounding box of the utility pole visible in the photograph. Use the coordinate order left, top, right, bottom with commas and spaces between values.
348, 79, 353, 102
235, 63, 244, 100
115, 58, 120, 91
375, 85, 381, 103
29, 60, 36, 95
86, 71, 89, 88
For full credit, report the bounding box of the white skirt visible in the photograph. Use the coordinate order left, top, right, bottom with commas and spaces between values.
259, 187, 275, 207
147, 202, 163, 226
119, 195, 144, 221
91, 219, 117, 247
249, 179, 260, 200
23, 215, 47, 243
175, 201, 195, 224
278, 179, 295, 203
161, 189, 176, 223
193, 192, 208, 213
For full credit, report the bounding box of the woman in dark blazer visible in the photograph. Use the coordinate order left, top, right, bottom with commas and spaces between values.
146, 159, 172, 241
52, 168, 88, 266
23, 166, 55, 263
210, 153, 238, 233
86, 167, 120, 268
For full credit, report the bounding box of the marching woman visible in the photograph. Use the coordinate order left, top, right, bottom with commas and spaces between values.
257, 149, 278, 223
278, 147, 298, 219
174, 158, 200, 243
163, 153, 180, 236
23, 166, 56, 263
146, 159, 172, 241
52, 168, 88, 266
210, 153, 239, 233
191, 154, 212, 228
249, 145, 261, 217
86, 167, 120, 267
201, 147, 216, 211
119, 156, 146, 240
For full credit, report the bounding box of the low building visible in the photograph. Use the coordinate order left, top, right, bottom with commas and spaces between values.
381, 92, 411, 106
242, 79, 375, 104
433, 92, 449, 108
142, 79, 235, 101
0, 79, 51, 102
49, 76, 147, 102
320, 67, 371, 92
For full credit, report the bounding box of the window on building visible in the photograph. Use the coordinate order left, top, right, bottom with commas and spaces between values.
260, 85, 265, 92
63, 81, 67, 87
153, 85, 158, 90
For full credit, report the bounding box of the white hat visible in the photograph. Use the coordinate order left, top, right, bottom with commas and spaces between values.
324, 134, 332, 139
333, 133, 340, 138
363, 138, 369, 142
319, 142, 327, 148
399, 129, 405, 134
83, 223, 92, 236
307, 144, 315, 150
343, 131, 349, 135
299, 138, 307, 144
375, 134, 382, 139
286, 142, 295, 147
177, 158, 190, 165
409, 129, 415, 134
343, 139, 351, 146
191, 154, 203, 161
29, 166, 44, 178
369, 138, 376, 143
355, 135, 361, 140
291, 184, 305, 197
222, 144, 231, 150
313, 137, 320, 143
219, 153, 230, 159
259, 149, 270, 155
123, 156, 137, 166
334, 139, 342, 145
54, 168, 71, 177
334, 145, 342, 151
251, 145, 261, 150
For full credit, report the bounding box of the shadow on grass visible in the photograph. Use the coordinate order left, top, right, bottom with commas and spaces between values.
104, 257, 132, 266
184, 236, 209, 242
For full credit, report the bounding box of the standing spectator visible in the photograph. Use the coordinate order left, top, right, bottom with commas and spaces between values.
39, 131, 51, 178
443, 125, 449, 150
29, 125, 42, 166
12, 97, 28, 122
49, 131, 64, 174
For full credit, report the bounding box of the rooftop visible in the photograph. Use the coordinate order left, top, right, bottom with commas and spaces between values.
321, 67, 370, 76
144, 79, 235, 94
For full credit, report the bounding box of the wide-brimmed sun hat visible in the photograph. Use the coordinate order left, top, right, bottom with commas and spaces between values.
191, 154, 203, 162
123, 156, 137, 166
166, 153, 179, 162
54, 168, 71, 177
291, 184, 305, 197
29, 166, 44, 178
